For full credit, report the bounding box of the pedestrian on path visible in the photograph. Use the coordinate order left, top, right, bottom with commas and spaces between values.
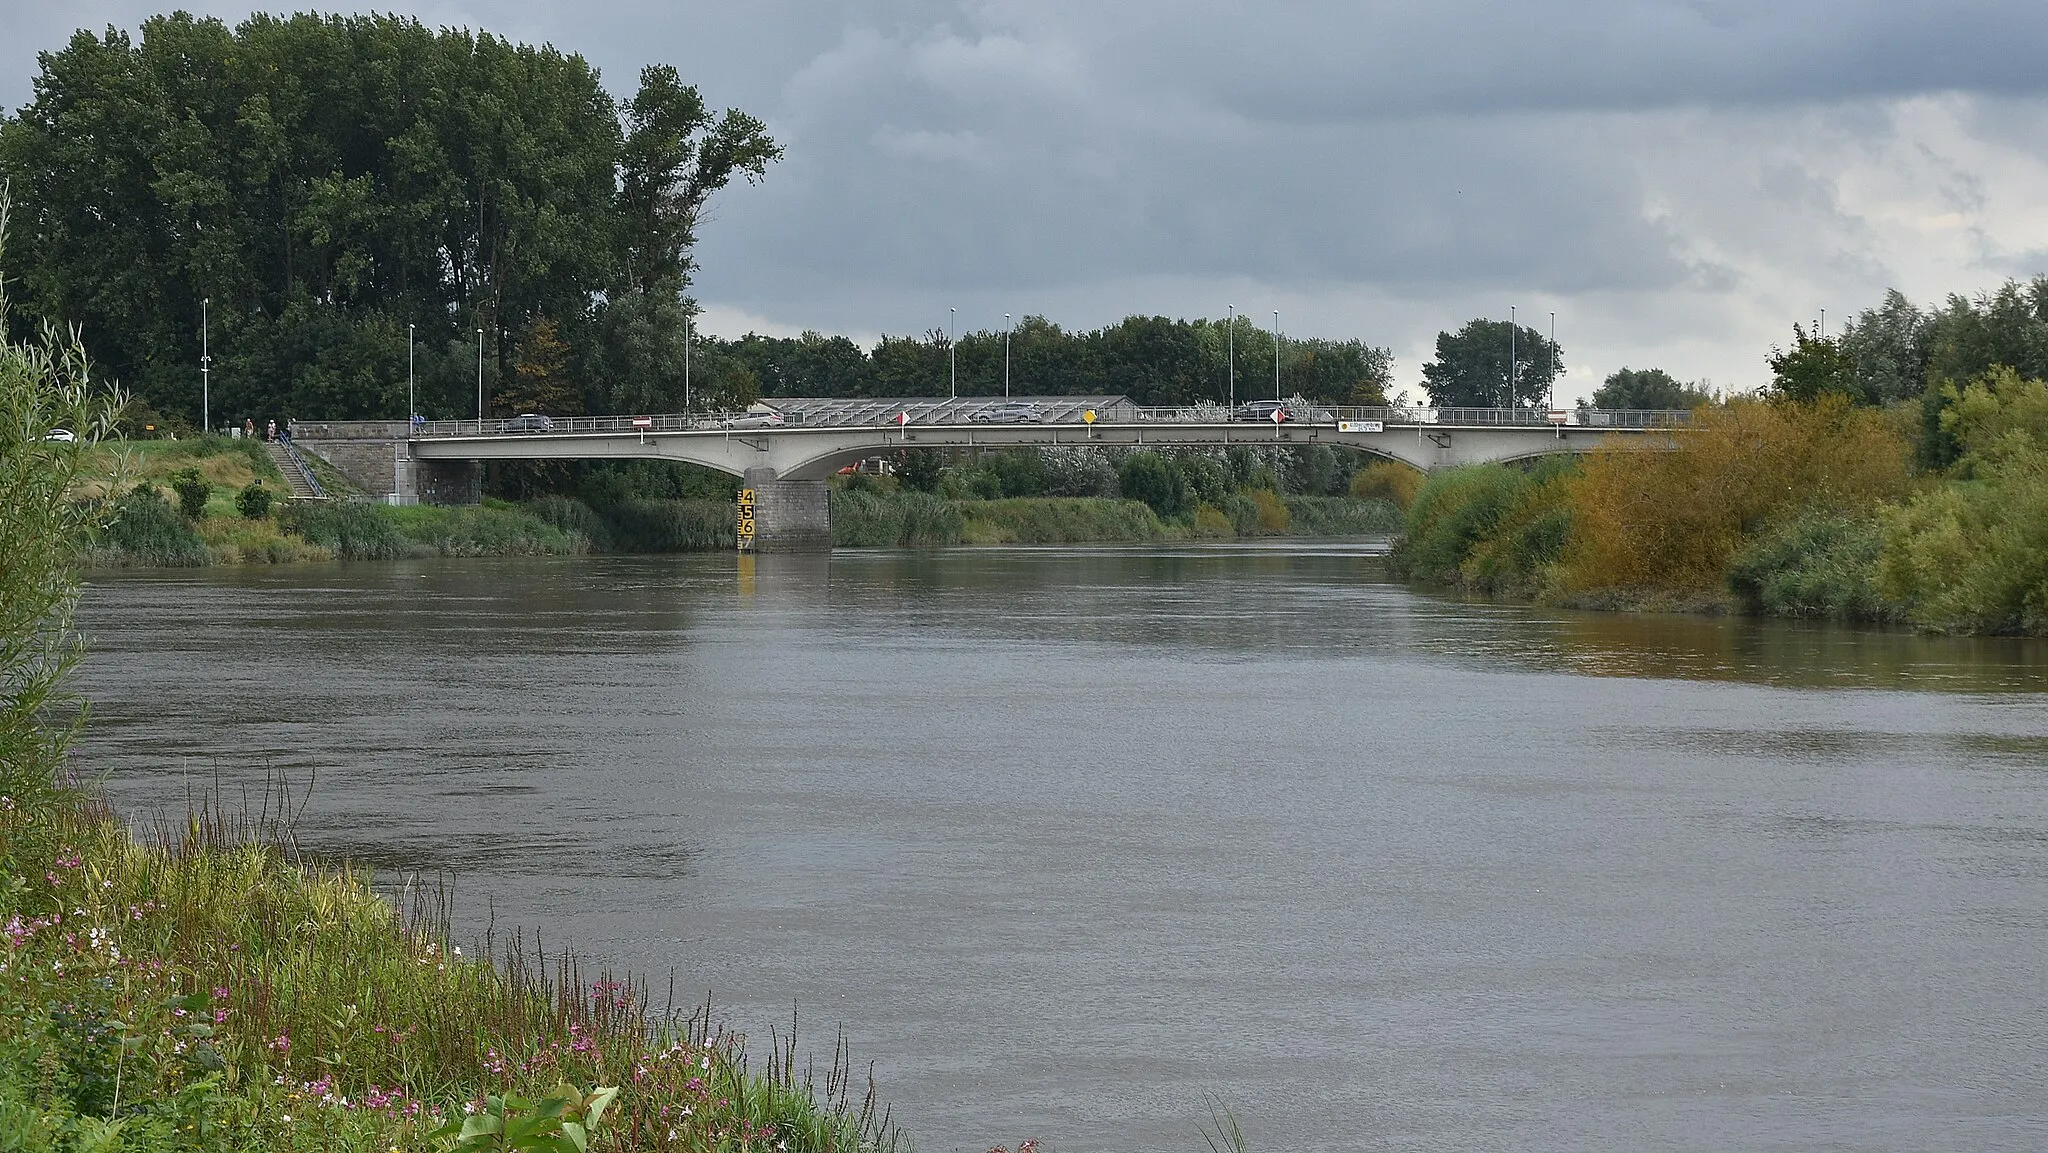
265, 419, 277, 442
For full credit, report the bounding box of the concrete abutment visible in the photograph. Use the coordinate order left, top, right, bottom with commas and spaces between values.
739, 467, 831, 552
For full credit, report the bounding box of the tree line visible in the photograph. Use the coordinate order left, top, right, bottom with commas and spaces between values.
0, 12, 777, 429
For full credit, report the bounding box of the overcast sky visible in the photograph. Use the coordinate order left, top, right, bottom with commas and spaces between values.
6, 1, 2048, 403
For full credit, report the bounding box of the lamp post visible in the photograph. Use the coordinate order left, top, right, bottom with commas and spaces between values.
200, 298, 211, 433
1508, 304, 1517, 412
1004, 313, 1012, 398
1227, 305, 1235, 409
1273, 309, 1281, 402
683, 307, 691, 410
1548, 311, 1556, 413
948, 307, 957, 399
476, 328, 484, 428
407, 323, 415, 429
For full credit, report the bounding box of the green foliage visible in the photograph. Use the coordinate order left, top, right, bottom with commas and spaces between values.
1349, 460, 1421, 508
1591, 367, 1714, 410
0, 13, 778, 425
1282, 496, 1404, 537
1115, 451, 1191, 518
1767, 325, 1863, 403
0, 222, 120, 803
279, 501, 408, 560
958, 498, 1163, 544
384, 504, 586, 558
588, 499, 732, 552
895, 449, 943, 493
168, 468, 211, 520
1878, 366, 2048, 633
1728, 511, 1897, 622
235, 480, 274, 519
95, 486, 211, 568
1391, 465, 1543, 582
1420, 318, 1563, 408
429, 1084, 618, 1152
830, 490, 963, 547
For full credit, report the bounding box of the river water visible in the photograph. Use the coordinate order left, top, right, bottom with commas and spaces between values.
75, 546, 2048, 1152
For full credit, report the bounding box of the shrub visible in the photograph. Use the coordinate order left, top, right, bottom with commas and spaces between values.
168, 466, 211, 519
95, 485, 210, 567
1117, 451, 1190, 518
1350, 460, 1423, 508
235, 478, 274, 518
1192, 503, 1234, 537
896, 449, 943, 492
1249, 488, 1291, 534
1729, 510, 1898, 622
528, 495, 616, 551
1554, 397, 1911, 594
1390, 464, 1535, 582
1459, 478, 1574, 596
282, 500, 409, 559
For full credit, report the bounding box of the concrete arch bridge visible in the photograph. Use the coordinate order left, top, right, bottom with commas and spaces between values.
291, 397, 1689, 551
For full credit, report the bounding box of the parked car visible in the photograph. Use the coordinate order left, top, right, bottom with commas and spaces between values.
717, 412, 787, 430
1230, 400, 1290, 423
968, 402, 1045, 424
42, 429, 77, 443
498, 413, 555, 433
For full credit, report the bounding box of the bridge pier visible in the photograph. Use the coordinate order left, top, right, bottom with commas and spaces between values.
739, 467, 831, 552
416, 459, 481, 506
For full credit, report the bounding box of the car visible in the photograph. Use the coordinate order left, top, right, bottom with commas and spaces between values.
43, 429, 77, 443
1230, 400, 1290, 423
968, 402, 1045, 424
498, 413, 555, 433
717, 412, 787, 430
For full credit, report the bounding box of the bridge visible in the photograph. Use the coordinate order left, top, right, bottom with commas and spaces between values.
290, 397, 1689, 551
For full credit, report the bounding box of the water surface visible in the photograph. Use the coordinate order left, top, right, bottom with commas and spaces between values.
76, 546, 2048, 1152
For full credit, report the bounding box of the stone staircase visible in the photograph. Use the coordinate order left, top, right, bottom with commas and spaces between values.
266, 440, 324, 500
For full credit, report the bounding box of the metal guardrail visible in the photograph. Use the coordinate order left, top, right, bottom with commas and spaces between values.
408, 405, 1694, 439
280, 438, 327, 499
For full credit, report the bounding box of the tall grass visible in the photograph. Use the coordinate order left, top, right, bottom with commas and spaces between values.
91, 486, 212, 567
958, 498, 1163, 544
0, 784, 906, 1152
384, 502, 587, 557
281, 501, 410, 560
1281, 496, 1403, 537
832, 489, 964, 547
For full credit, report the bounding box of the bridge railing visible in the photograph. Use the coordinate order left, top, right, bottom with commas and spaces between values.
408, 405, 1695, 438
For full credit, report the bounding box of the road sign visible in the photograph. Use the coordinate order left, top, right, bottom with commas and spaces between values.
632, 416, 653, 429
1271, 407, 1287, 424
897, 411, 910, 427
1083, 409, 1097, 424
735, 488, 756, 551
1338, 420, 1384, 433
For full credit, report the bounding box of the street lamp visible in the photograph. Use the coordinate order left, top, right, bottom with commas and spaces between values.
476, 328, 484, 428
948, 307, 957, 399
1227, 305, 1236, 409
1508, 304, 1517, 412
1004, 313, 1012, 398
683, 306, 692, 410
200, 297, 211, 433
1273, 309, 1281, 402
1548, 311, 1556, 413
407, 323, 415, 430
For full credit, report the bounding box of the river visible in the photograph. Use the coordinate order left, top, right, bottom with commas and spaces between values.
75, 545, 2048, 1152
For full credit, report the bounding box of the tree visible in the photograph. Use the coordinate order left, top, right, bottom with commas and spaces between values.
1116, 451, 1190, 517
1420, 319, 1562, 408
1767, 325, 1861, 403
1591, 367, 1715, 410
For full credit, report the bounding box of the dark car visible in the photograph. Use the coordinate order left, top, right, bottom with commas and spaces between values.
499, 413, 555, 433
968, 402, 1045, 424
1230, 400, 1290, 423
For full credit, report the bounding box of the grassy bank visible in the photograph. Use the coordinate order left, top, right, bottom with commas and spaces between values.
0, 782, 903, 1153
832, 489, 1399, 549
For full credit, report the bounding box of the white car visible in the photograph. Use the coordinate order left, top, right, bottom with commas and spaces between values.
43, 429, 76, 443
717, 412, 787, 430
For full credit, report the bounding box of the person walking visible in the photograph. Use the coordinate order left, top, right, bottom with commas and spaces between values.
243, 417, 256, 440
266, 419, 277, 442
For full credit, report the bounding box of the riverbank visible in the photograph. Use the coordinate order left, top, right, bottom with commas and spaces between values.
1390, 391, 2048, 636
0, 777, 903, 1152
